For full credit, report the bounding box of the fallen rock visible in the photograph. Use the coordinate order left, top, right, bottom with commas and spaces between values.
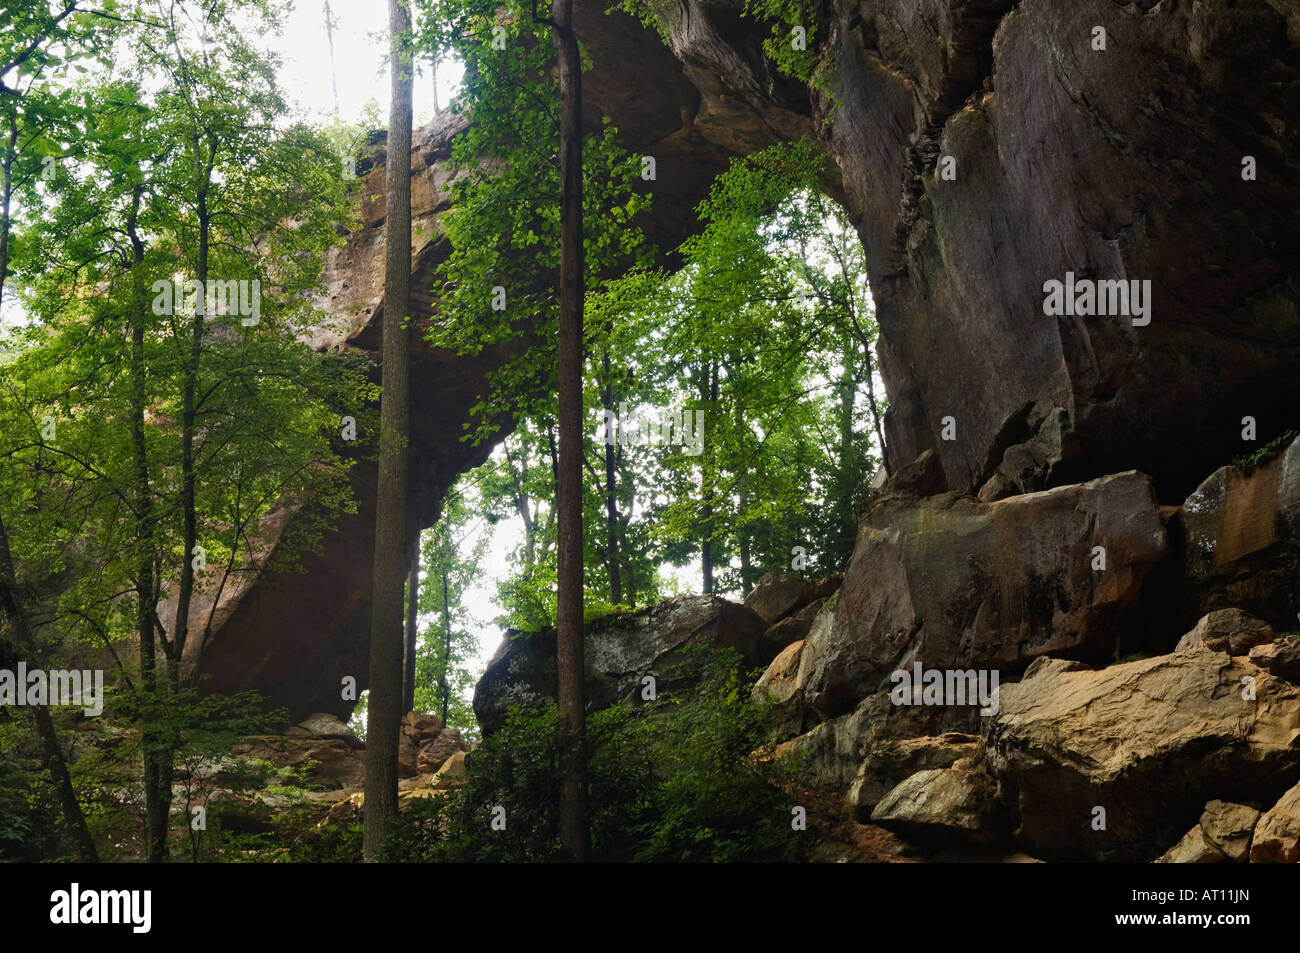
432, 750, 468, 789
846, 733, 981, 821
987, 650, 1300, 861
1199, 800, 1260, 862
1249, 635, 1300, 685
398, 773, 435, 792
870, 767, 1004, 844
1175, 609, 1274, 656
401, 711, 444, 745
799, 471, 1167, 719
1250, 780, 1300, 863
296, 741, 366, 789
323, 792, 364, 827
743, 573, 839, 626
417, 728, 467, 773
293, 713, 360, 746
1155, 825, 1229, 864
754, 639, 807, 739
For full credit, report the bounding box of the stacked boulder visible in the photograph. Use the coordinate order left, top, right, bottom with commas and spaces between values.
753, 436, 1300, 862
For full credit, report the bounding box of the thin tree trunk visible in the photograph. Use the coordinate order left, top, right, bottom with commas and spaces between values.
439, 562, 451, 727
0, 114, 17, 315
0, 512, 99, 862
551, 0, 588, 863
325, 0, 341, 121
126, 189, 167, 864
700, 362, 718, 595
363, 0, 413, 861
154, 145, 215, 863
601, 347, 621, 604
403, 543, 418, 714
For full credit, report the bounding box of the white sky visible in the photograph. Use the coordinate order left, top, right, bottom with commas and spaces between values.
276, 0, 463, 128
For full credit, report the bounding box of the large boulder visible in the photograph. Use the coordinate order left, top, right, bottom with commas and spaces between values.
1155, 825, 1231, 864
473, 595, 769, 735
1149, 435, 1300, 641
1155, 799, 1261, 863
798, 471, 1167, 720
987, 650, 1300, 861
743, 573, 839, 626
753, 639, 807, 739
289, 713, 361, 746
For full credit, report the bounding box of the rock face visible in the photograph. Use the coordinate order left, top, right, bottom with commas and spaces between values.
796, 470, 1167, 720
473, 595, 770, 735
821, 0, 1300, 500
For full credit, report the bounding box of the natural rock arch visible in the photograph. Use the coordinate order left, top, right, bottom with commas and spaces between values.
193, 0, 1300, 721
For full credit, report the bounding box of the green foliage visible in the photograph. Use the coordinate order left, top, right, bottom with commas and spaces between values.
1232, 428, 1298, 475
742, 0, 820, 83
613, 0, 822, 83
413, 487, 488, 735
418, 0, 652, 446
589, 140, 883, 590
0, 718, 66, 861
0, 0, 377, 865
382, 646, 803, 862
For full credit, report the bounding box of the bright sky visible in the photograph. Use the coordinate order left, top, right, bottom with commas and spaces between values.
276, 0, 463, 128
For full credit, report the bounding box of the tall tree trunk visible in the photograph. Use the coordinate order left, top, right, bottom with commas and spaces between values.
325, 0, 341, 120
363, 0, 414, 861
551, 0, 588, 862
403, 543, 418, 714
154, 147, 216, 862
601, 347, 621, 604
734, 396, 753, 591
0, 114, 17, 315
700, 361, 718, 595
126, 189, 167, 864
834, 355, 859, 563
439, 562, 451, 727
0, 513, 99, 862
